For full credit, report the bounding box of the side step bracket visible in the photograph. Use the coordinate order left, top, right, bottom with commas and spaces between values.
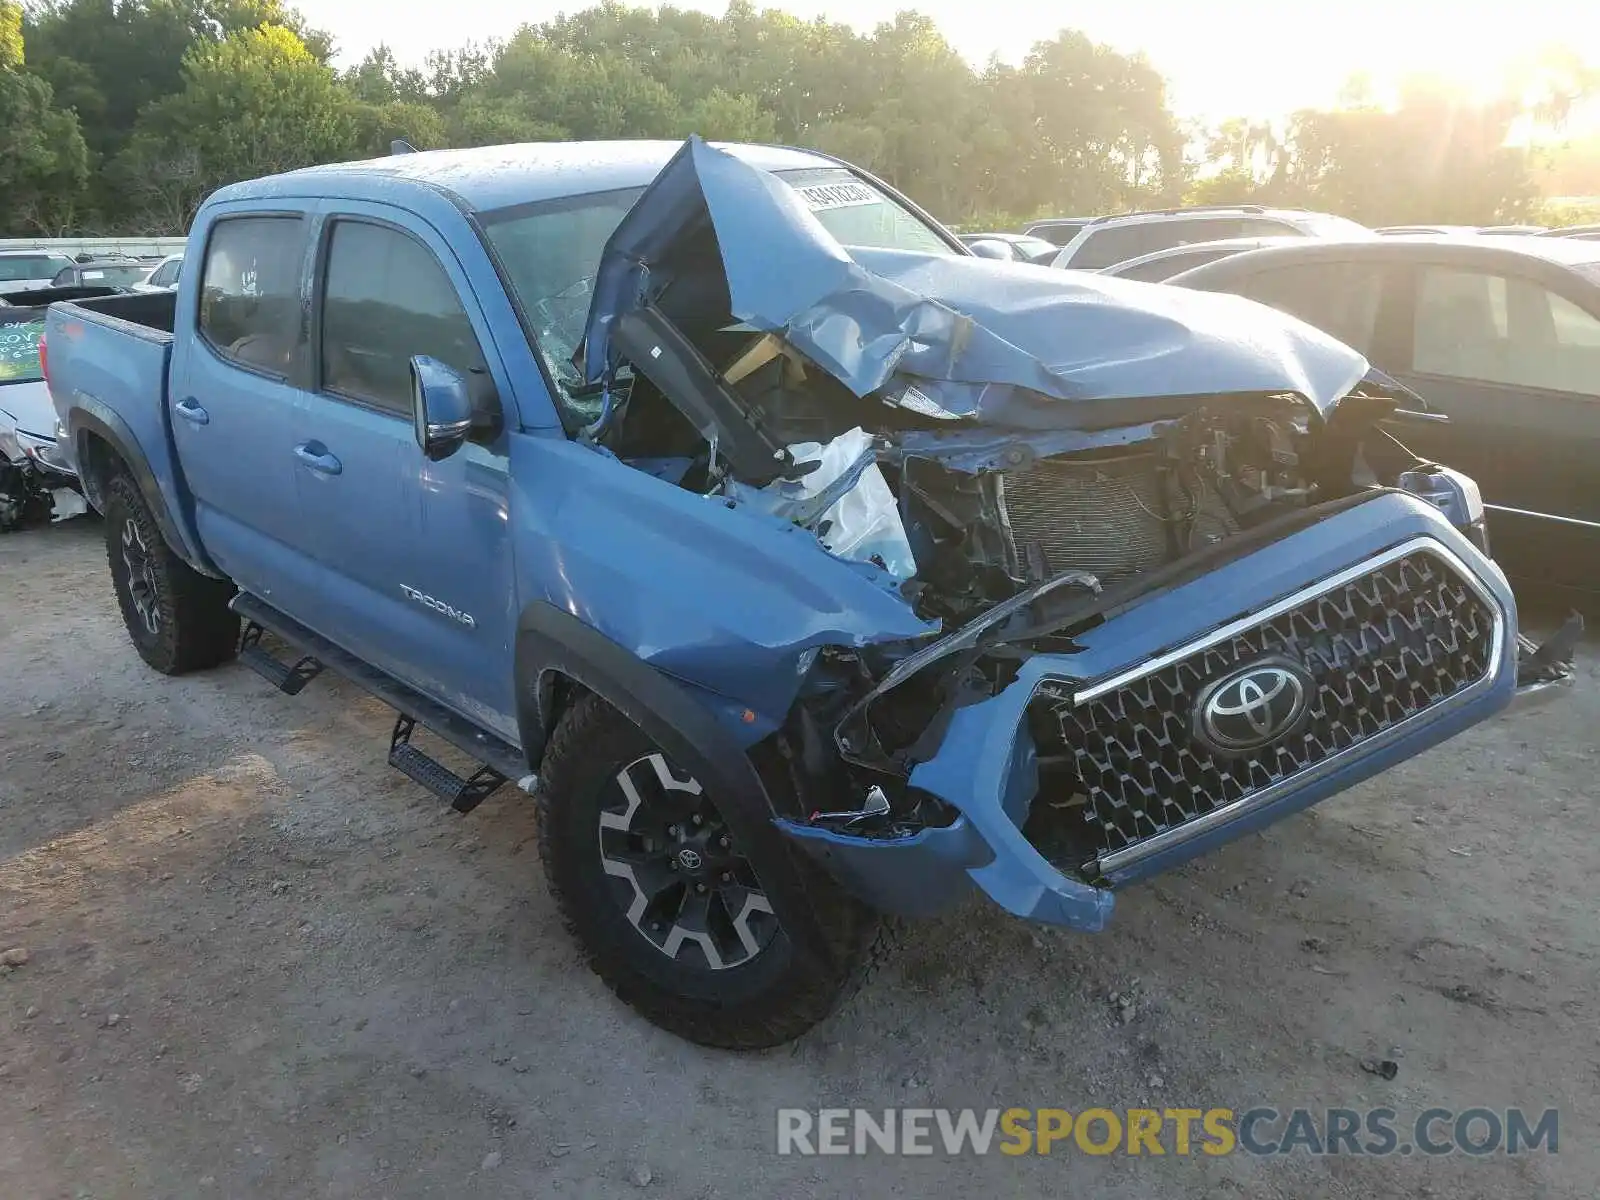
239, 621, 324, 695
229, 593, 532, 815
388, 715, 508, 814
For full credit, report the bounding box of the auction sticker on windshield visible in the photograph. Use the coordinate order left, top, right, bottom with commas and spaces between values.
0, 318, 45, 383
796, 181, 880, 212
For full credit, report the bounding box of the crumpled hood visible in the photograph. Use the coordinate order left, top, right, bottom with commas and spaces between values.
582, 137, 1370, 426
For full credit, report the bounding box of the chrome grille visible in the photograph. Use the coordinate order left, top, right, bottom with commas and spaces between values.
1034, 544, 1500, 870
999, 453, 1169, 582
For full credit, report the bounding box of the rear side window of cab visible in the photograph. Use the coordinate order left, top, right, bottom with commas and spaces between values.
197, 215, 308, 378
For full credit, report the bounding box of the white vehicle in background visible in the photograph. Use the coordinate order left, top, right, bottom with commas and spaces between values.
0, 249, 77, 293
0, 235, 186, 259
0, 287, 97, 530
1049, 205, 1373, 270
135, 252, 184, 292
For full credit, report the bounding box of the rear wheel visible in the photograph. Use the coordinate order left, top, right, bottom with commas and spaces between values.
537, 694, 883, 1049
103, 474, 239, 674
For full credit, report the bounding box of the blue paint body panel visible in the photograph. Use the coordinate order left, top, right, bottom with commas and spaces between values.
41, 138, 1531, 936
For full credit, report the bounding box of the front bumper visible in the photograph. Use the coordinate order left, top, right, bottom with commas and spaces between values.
781, 491, 1536, 930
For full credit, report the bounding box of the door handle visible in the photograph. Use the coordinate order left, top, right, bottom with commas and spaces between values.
174, 398, 209, 426
294, 442, 343, 476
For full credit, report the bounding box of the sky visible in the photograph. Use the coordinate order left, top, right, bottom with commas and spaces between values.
299, 0, 1600, 125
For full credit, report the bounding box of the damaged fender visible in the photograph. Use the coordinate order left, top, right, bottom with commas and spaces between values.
508, 435, 937, 745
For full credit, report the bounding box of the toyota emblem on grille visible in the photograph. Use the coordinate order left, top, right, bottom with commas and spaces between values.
1193, 658, 1313, 753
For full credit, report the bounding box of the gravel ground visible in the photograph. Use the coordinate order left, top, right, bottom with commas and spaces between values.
1, 516, 1596, 1199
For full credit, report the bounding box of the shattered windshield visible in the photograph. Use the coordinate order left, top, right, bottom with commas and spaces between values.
481, 167, 955, 398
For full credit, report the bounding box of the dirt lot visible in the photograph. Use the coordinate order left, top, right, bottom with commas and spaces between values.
1, 516, 1596, 1199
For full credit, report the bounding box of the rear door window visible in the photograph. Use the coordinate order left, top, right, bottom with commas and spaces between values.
1236, 218, 1305, 238
1026, 223, 1087, 247
1072, 219, 1244, 269
1237, 262, 1385, 354
198, 216, 308, 378
1114, 246, 1240, 282
1412, 267, 1600, 394
318, 220, 488, 415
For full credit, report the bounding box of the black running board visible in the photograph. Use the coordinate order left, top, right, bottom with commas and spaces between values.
388, 713, 507, 813
231, 593, 530, 811
239, 621, 324, 694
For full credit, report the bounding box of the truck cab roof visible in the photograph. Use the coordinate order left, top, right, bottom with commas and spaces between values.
213, 140, 845, 213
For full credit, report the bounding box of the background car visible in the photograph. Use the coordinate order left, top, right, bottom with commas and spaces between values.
0, 286, 113, 529
1169, 235, 1600, 603
1050, 204, 1372, 270
48, 258, 151, 289
1376, 224, 1480, 236
0, 250, 77, 295
1097, 236, 1302, 282
1021, 217, 1097, 247
135, 252, 184, 291
958, 232, 1059, 263
1538, 224, 1600, 241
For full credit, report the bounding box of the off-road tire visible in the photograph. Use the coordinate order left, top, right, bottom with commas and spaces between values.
537, 693, 890, 1049
103, 473, 239, 674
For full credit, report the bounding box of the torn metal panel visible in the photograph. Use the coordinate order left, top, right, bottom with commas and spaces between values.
583, 136, 1372, 425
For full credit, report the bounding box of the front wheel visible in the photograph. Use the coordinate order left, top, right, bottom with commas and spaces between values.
536, 694, 884, 1049
103, 474, 239, 674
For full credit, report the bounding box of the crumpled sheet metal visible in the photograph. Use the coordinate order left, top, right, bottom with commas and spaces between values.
583, 136, 1371, 426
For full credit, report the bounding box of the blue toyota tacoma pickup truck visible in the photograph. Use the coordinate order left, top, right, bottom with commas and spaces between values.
43, 137, 1576, 1048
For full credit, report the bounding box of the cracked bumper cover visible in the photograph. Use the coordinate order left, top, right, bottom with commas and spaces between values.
777, 491, 1529, 930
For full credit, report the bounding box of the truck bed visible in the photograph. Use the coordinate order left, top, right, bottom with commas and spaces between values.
46, 292, 176, 425
53, 289, 178, 336
44, 289, 193, 554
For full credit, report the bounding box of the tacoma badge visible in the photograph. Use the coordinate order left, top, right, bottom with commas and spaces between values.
400, 584, 476, 629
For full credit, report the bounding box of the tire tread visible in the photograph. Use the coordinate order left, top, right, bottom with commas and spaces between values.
536, 693, 890, 1049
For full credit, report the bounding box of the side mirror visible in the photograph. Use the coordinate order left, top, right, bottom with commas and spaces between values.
409, 355, 473, 462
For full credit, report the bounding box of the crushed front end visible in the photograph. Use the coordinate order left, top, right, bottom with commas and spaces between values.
778, 490, 1519, 928
573, 137, 1575, 930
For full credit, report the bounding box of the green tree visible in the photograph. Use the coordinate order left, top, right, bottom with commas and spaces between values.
351, 99, 446, 155
1279, 77, 1536, 224
114, 23, 358, 231
0, 1, 90, 234
342, 43, 428, 106
1, 0, 21, 68
24, 0, 331, 165
675, 87, 777, 143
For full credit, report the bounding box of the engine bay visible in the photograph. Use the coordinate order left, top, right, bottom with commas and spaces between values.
591, 314, 1351, 628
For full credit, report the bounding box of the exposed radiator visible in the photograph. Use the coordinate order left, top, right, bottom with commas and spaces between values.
997, 452, 1171, 583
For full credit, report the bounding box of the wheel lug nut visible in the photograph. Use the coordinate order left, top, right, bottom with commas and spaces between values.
691, 814, 703, 826
718, 836, 730, 849
720, 872, 731, 883
695, 883, 707, 894
667, 825, 680, 837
